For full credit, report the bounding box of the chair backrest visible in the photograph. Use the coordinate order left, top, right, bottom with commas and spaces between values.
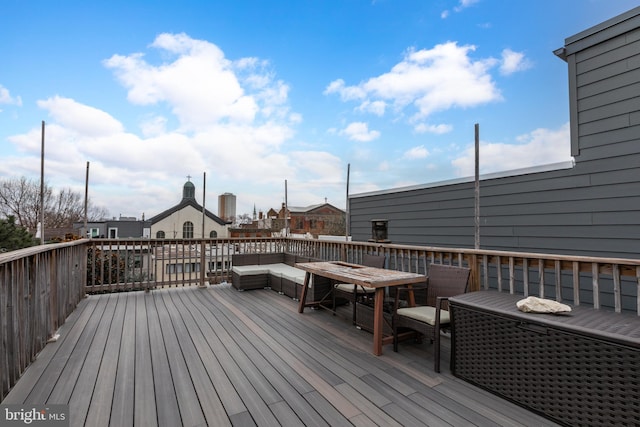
362, 253, 386, 269
426, 264, 470, 307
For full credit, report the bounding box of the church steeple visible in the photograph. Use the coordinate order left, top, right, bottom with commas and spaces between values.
182, 176, 195, 201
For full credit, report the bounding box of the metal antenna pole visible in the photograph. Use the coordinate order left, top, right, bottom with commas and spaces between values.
474, 123, 480, 250
84, 161, 89, 238
40, 121, 45, 244
345, 163, 350, 241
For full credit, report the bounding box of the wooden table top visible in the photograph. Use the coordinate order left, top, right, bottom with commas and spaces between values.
295, 261, 427, 288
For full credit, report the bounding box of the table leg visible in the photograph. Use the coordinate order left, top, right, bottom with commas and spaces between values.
373, 287, 384, 355
298, 272, 311, 313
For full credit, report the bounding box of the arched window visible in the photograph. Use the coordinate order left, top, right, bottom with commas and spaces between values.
209, 230, 218, 238
156, 230, 165, 239
183, 221, 194, 238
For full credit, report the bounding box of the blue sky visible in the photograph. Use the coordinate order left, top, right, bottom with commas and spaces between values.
1, 1, 638, 220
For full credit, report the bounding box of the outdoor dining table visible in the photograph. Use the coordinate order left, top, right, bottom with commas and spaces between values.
296, 261, 428, 356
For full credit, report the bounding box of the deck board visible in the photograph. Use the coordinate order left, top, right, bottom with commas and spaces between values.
145, 291, 181, 427
110, 292, 136, 427
2, 284, 563, 427
134, 292, 156, 427
69, 294, 118, 426
155, 291, 207, 427
85, 294, 126, 427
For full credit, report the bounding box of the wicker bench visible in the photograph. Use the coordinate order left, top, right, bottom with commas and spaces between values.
231, 253, 331, 301
449, 290, 640, 427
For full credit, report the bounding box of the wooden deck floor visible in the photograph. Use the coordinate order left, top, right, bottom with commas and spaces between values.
2, 284, 560, 427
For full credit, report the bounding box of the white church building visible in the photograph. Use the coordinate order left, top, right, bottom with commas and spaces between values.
149, 179, 230, 239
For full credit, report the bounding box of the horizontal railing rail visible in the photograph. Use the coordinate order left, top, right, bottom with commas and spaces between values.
0, 240, 86, 401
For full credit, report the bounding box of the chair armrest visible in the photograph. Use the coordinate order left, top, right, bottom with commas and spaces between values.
436, 296, 449, 308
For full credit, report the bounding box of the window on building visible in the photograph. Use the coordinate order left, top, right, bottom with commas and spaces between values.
89, 228, 100, 238
166, 263, 183, 274
156, 230, 165, 239
108, 227, 118, 238
183, 221, 194, 238
209, 230, 217, 238
167, 263, 200, 274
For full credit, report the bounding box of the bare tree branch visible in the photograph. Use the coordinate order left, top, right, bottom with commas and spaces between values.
0, 177, 110, 233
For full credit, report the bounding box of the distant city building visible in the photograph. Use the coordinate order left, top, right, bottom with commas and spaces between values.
74, 215, 151, 239
229, 202, 345, 238
218, 192, 236, 222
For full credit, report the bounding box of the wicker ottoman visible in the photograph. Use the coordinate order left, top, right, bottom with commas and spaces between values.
449, 290, 640, 427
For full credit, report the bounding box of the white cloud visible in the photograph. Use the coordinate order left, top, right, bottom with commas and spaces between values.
0, 85, 23, 106
339, 122, 381, 142
452, 122, 572, 176
414, 123, 453, 134
442, 0, 480, 18
37, 96, 124, 137
455, 0, 480, 12
324, 78, 366, 101
326, 42, 502, 122
357, 100, 386, 116
500, 49, 532, 75
103, 32, 290, 132
140, 115, 168, 137
403, 145, 429, 159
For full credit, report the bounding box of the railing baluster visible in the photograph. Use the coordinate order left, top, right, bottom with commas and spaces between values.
538, 259, 545, 298
572, 261, 580, 306
613, 264, 621, 313
509, 257, 515, 294
483, 255, 489, 290
523, 258, 529, 296
592, 263, 600, 309
496, 256, 503, 292
555, 260, 561, 302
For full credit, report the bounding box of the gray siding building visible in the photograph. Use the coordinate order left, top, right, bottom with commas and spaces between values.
349, 7, 640, 260
74, 216, 151, 239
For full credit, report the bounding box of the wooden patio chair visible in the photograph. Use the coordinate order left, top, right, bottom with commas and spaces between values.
332, 253, 386, 324
392, 263, 470, 372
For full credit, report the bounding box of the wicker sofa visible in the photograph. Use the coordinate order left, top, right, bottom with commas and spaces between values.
231, 252, 332, 302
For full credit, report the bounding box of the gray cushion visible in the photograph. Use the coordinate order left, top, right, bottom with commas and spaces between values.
334, 283, 375, 294
397, 306, 450, 325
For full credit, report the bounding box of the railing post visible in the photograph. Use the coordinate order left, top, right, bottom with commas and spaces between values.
199, 239, 207, 288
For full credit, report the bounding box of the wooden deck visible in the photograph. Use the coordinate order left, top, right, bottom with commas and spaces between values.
2, 284, 560, 426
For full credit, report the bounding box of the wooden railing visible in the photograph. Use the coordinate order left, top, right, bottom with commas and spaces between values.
2, 237, 640, 401
83, 237, 640, 315
0, 240, 86, 400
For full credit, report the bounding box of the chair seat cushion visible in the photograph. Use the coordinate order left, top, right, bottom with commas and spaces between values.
334, 283, 376, 294
397, 306, 450, 325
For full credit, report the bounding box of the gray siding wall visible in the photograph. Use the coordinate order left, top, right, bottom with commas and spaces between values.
349, 8, 640, 260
